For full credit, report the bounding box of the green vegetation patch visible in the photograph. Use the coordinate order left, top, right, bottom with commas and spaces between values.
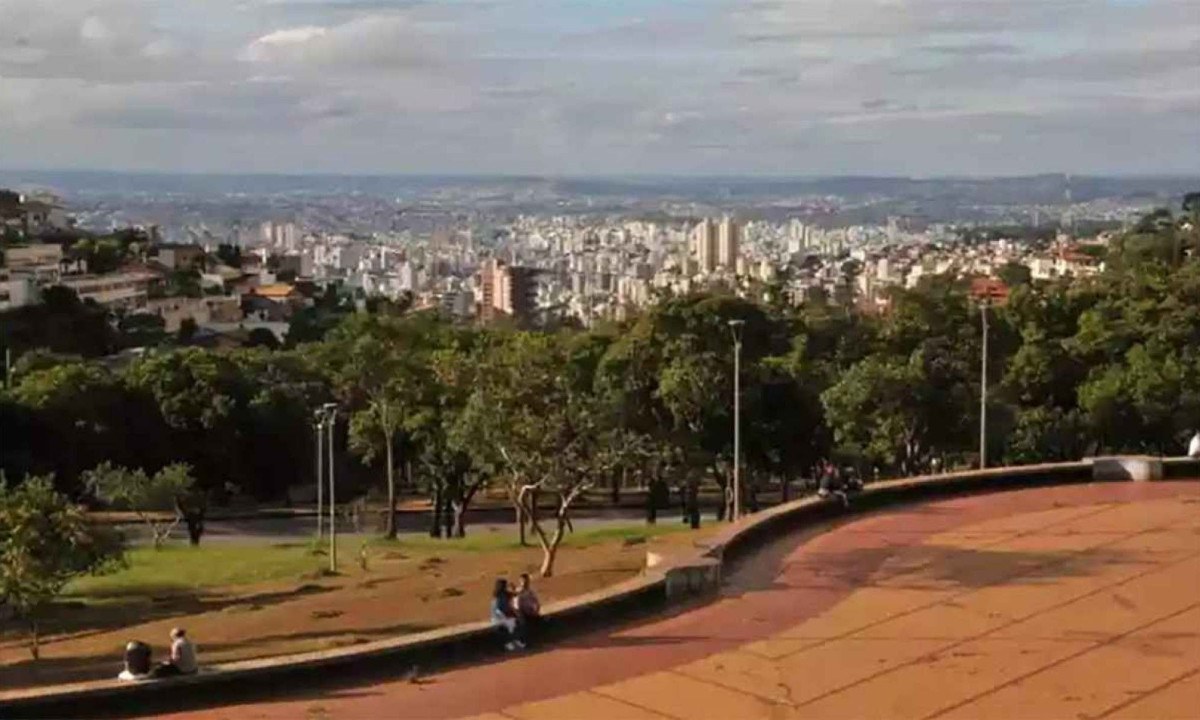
67, 544, 322, 598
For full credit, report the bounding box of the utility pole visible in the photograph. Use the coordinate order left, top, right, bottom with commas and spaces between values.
728, 320, 745, 521
980, 301, 989, 469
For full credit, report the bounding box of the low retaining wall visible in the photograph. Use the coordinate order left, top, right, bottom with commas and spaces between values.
0, 457, 1169, 718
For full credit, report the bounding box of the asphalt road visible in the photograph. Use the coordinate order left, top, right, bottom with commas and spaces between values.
117, 506, 679, 545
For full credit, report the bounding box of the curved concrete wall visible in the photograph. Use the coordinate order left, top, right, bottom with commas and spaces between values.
0, 458, 1146, 718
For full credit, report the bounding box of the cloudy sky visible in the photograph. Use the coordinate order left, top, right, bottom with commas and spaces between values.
1, 0, 1197, 175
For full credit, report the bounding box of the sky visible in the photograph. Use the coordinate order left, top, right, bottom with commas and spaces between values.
0, 0, 1197, 176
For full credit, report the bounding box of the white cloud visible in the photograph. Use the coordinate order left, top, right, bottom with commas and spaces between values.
0, 0, 1196, 174
79, 16, 113, 43
241, 25, 328, 60
238, 14, 448, 71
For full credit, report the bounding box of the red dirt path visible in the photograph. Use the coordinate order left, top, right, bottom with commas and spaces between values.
156, 481, 1200, 720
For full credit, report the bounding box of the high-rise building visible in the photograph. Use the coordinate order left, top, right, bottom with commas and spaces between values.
717, 216, 741, 269
692, 219, 717, 274
478, 258, 538, 324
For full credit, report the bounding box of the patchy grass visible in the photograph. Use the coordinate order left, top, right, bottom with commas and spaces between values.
67, 544, 327, 598
65, 523, 703, 599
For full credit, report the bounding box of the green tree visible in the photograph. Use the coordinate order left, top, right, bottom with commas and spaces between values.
457, 332, 606, 576
215, 243, 243, 268
85, 462, 198, 548
326, 314, 429, 539
996, 262, 1032, 288
822, 356, 932, 474
0, 474, 124, 659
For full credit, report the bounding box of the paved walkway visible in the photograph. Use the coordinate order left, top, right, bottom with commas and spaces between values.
161, 481, 1200, 720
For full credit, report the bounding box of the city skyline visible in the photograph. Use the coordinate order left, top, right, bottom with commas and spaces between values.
1, 0, 1198, 176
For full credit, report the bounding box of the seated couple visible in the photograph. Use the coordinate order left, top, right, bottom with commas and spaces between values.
490, 574, 541, 651
118, 628, 198, 681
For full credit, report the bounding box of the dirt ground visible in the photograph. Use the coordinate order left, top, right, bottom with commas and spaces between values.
0, 530, 709, 691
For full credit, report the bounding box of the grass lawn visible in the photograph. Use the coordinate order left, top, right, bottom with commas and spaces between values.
67, 544, 322, 598
2, 521, 716, 693
68, 523, 700, 598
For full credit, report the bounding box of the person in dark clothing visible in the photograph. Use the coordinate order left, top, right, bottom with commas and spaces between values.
118, 641, 152, 681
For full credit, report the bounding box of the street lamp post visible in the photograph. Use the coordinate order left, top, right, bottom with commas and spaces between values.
728, 320, 745, 522
313, 413, 324, 542
979, 301, 989, 469
323, 403, 339, 573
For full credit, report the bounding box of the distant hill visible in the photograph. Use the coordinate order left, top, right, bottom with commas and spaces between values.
1, 169, 1195, 208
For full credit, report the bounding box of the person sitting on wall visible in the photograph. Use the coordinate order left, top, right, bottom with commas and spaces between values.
490, 578, 525, 651
1188, 431, 1200, 459
151, 628, 198, 678
117, 640, 152, 681
817, 461, 850, 508
512, 572, 542, 643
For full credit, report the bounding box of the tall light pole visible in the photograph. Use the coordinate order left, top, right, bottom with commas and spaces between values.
323, 403, 339, 573
728, 319, 745, 522
979, 300, 989, 469
313, 412, 324, 542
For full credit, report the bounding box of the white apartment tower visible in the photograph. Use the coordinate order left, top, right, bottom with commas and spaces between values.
717, 216, 740, 269
692, 219, 718, 274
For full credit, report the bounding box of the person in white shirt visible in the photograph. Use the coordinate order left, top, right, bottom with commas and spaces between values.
152, 627, 198, 677
1188, 431, 1200, 459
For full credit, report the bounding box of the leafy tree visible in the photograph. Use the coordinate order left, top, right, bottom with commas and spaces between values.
326, 314, 429, 539
177, 317, 199, 345
11, 362, 160, 493
215, 243, 243, 268
124, 348, 250, 494
996, 262, 1032, 288
0, 474, 124, 659
822, 356, 932, 474
85, 462, 198, 548
0, 286, 117, 358
458, 332, 606, 576
246, 327, 280, 349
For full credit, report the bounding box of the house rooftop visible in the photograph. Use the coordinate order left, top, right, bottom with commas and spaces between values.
254, 283, 298, 298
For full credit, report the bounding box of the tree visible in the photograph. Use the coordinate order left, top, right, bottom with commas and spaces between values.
177, 317, 199, 345
459, 332, 604, 576
85, 462, 198, 548
215, 243, 243, 269
822, 356, 933, 475
326, 314, 425, 539
996, 262, 1032, 288
0, 474, 124, 659
0, 286, 117, 358
246, 327, 280, 349
11, 361, 160, 494
124, 348, 250, 496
